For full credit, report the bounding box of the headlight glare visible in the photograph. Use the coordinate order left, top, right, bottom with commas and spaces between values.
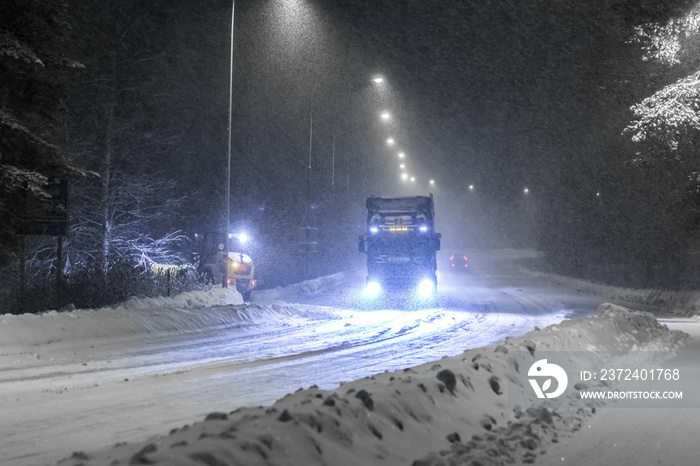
366, 281, 381, 296
417, 279, 435, 296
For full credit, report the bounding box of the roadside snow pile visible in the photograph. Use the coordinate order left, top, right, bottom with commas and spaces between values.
114, 287, 244, 311
59, 303, 687, 466
0, 287, 337, 350
521, 263, 700, 317
254, 271, 364, 307
254, 272, 346, 300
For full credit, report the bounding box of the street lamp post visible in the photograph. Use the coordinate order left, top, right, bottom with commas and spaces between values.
304, 113, 314, 279
224, 0, 235, 289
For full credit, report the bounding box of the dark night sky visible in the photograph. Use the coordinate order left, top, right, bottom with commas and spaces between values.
149, 0, 694, 254
198, 0, 642, 247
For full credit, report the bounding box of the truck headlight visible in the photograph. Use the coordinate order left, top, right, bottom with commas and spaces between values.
417, 279, 435, 296
366, 281, 381, 296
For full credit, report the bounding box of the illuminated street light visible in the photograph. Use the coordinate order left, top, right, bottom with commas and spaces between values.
372, 76, 384, 84
524, 187, 529, 194
429, 179, 435, 185
410, 176, 416, 182
387, 138, 395, 146
399, 163, 405, 169
401, 173, 408, 181
469, 185, 474, 191
398, 152, 405, 158
380, 111, 391, 121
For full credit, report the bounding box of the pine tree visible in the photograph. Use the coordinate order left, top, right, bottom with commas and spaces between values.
0, 0, 86, 267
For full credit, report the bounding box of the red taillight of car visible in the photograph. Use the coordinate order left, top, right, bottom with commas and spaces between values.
227, 278, 232, 285
251, 280, 257, 287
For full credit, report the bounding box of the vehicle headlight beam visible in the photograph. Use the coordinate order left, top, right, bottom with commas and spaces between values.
417, 279, 435, 297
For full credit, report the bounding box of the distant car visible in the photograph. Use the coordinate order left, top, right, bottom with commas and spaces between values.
449, 254, 469, 271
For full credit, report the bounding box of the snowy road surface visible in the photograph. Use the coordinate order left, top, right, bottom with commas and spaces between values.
0, 250, 606, 466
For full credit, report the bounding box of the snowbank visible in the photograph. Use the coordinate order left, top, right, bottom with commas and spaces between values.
0, 287, 247, 348
520, 260, 700, 317
254, 271, 351, 301
59, 303, 686, 466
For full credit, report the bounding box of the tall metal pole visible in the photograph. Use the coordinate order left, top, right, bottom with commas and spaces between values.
224, 0, 235, 289
308, 113, 313, 188
306, 113, 312, 225
331, 135, 335, 190
56, 236, 63, 306
19, 236, 26, 313
306, 113, 313, 279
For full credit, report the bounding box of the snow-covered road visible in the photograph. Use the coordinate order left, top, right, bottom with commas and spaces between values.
0, 250, 606, 466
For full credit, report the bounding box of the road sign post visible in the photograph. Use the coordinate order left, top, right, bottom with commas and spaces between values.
16, 180, 70, 310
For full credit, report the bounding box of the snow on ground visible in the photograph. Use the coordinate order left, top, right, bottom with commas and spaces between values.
0, 286, 345, 354
54, 303, 686, 466
2, 250, 697, 466
1, 288, 244, 349
0, 284, 341, 392
522, 259, 700, 317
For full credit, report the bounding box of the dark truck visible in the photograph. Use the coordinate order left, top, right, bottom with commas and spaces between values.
358, 194, 441, 297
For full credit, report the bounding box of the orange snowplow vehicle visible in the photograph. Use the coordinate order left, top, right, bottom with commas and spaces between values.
150, 232, 257, 301
226, 250, 256, 300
